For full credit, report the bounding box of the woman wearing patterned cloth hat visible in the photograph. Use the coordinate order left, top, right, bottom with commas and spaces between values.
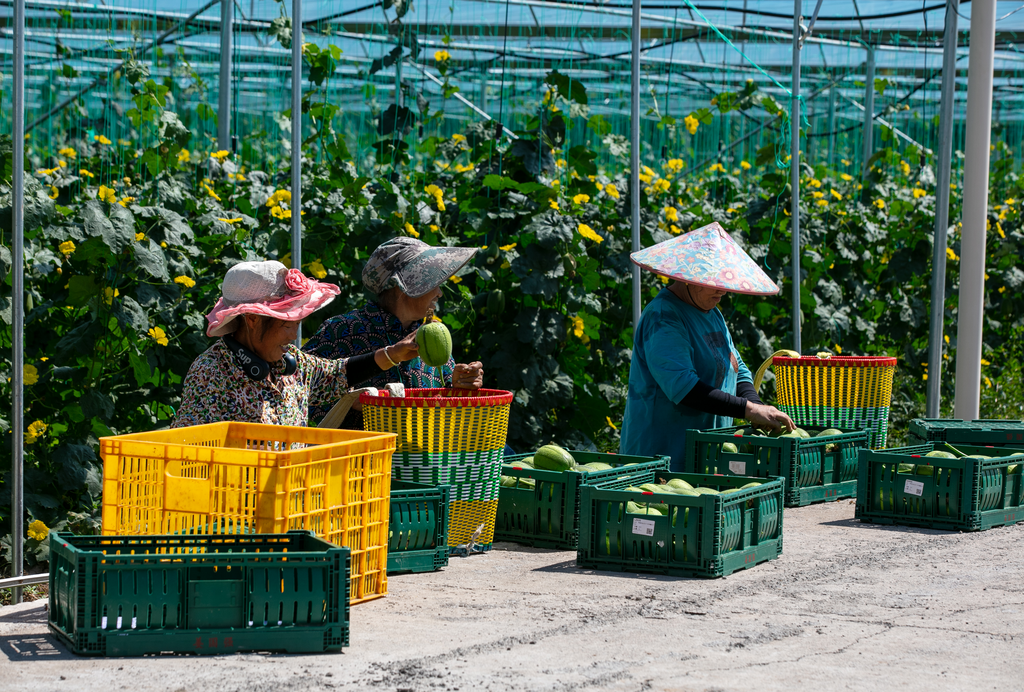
303, 236, 485, 428
172, 260, 422, 428
620, 222, 795, 471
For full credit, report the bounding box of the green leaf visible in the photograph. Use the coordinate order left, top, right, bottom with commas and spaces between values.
81, 199, 133, 253
55, 320, 98, 361
67, 275, 102, 307
113, 295, 148, 333
134, 239, 169, 281
81, 389, 115, 421
52, 443, 96, 490
545, 69, 588, 105
129, 349, 152, 386
587, 114, 611, 137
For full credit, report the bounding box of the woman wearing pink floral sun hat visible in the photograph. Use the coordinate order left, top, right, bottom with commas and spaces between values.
620, 222, 795, 471
173, 260, 421, 428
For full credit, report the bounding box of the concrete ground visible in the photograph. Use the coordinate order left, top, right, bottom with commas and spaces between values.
2, 500, 1022, 692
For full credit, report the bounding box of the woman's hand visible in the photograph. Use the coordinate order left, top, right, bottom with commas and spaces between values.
452, 362, 484, 389
744, 401, 795, 433
375, 330, 420, 370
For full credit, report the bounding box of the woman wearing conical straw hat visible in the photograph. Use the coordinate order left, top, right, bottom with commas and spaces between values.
620, 222, 794, 471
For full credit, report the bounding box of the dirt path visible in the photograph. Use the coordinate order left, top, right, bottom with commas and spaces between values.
2, 500, 1022, 692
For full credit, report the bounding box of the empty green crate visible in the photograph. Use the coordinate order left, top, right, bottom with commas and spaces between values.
685, 425, 869, 507
387, 480, 449, 574
576, 471, 785, 578
855, 443, 1024, 532
48, 531, 350, 656
909, 419, 1024, 446
494, 451, 670, 550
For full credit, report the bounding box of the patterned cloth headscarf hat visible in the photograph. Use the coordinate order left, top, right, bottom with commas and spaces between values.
362, 237, 478, 298
205, 260, 341, 337
629, 222, 780, 296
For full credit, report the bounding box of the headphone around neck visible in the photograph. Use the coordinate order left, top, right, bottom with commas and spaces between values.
223, 335, 298, 381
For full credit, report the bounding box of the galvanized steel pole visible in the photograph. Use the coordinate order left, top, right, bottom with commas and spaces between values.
291, 0, 303, 343
217, 0, 233, 151
862, 47, 875, 177
790, 0, 802, 354
955, 0, 997, 420
925, 0, 960, 418
11, 0, 25, 604
630, 0, 641, 330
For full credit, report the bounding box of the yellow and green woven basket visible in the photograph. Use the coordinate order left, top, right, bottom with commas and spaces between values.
360, 388, 513, 551
755, 351, 897, 449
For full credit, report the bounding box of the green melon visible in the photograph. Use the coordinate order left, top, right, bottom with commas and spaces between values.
416, 321, 453, 367
533, 444, 576, 471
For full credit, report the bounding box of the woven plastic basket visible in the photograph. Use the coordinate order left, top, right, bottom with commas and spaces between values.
360, 388, 513, 551
754, 350, 897, 449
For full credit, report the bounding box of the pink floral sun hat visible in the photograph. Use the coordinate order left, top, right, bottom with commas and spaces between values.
630, 222, 780, 296
205, 260, 341, 337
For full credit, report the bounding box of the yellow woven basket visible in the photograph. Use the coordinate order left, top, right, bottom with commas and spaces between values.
754, 350, 897, 449
360, 388, 513, 550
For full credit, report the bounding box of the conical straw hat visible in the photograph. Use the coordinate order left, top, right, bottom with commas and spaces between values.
630, 222, 780, 296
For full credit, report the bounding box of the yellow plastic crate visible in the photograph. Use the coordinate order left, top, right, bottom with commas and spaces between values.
100, 422, 396, 604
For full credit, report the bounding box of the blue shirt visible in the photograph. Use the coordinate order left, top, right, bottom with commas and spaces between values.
620, 288, 752, 471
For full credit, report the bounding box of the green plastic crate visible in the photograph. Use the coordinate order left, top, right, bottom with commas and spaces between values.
909, 419, 1024, 446
495, 451, 670, 549
855, 442, 1024, 532
685, 425, 869, 507
576, 471, 784, 578
387, 480, 449, 574
48, 531, 350, 656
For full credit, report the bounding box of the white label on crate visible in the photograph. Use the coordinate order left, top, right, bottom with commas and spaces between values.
131, 617, 137, 629
729, 461, 747, 475
101, 616, 107, 630
632, 518, 656, 536
116, 616, 122, 629
904, 479, 925, 497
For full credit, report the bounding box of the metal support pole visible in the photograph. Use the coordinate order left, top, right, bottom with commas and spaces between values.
291, 0, 302, 343
862, 47, 875, 177
954, 0, 996, 420
630, 0, 641, 330
790, 0, 802, 354
395, 53, 403, 108
11, 0, 25, 605
217, 0, 233, 151
826, 85, 836, 167
480, 70, 488, 113
926, 0, 960, 418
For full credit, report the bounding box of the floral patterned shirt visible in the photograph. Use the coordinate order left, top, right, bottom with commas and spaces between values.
303, 301, 454, 422
173, 339, 349, 428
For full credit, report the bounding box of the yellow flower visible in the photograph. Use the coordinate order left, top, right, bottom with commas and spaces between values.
203, 183, 221, 201
708, 163, 726, 174
94, 134, 112, 145
578, 223, 603, 244
103, 287, 120, 305
944, 335, 950, 344
594, 182, 604, 192
27, 519, 49, 541
24, 420, 47, 445
499, 243, 517, 251
210, 150, 230, 161
606, 416, 618, 431
638, 173, 652, 184
97, 185, 116, 203
307, 259, 327, 279
434, 50, 450, 62
79, 169, 95, 178
118, 139, 131, 147
999, 286, 1007, 293
900, 160, 911, 177
840, 173, 853, 182
873, 199, 886, 211
271, 205, 292, 220
816, 199, 828, 207
48, 185, 58, 200
664, 206, 679, 222
830, 189, 843, 200
809, 178, 822, 189
556, 159, 567, 169
148, 326, 169, 347
946, 247, 958, 261
570, 315, 585, 338
177, 149, 191, 164
669, 225, 682, 234
573, 194, 590, 205
135, 232, 146, 242
684, 114, 699, 135
922, 373, 928, 381
500, 260, 511, 269
664, 159, 684, 174
912, 188, 927, 199
174, 275, 196, 289
996, 223, 1005, 239
404, 222, 419, 238
652, 179, 670, 194
429, 224, 439, 232
23, 364, 39, 386
740, 160, 752, 171
58, 159, 67, 168
58, 147, 76, 159
424, 184, 446, 212
59, 240, 76, 256
981, 358, 991, 366
453, 163, 475, 173
118, 197, 135, 207
835, 344, 843, 355
217, 217, 243, 224
549, 199, 560, 211
37, 166, 58, 176
1005, 198, 1016, 206
841, 159, 851, 166
812, 191, 824, 199
449, 275, 462, 284
605, 184, 620, 200
984, 376, 992, 388
452, 134, 466, 144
